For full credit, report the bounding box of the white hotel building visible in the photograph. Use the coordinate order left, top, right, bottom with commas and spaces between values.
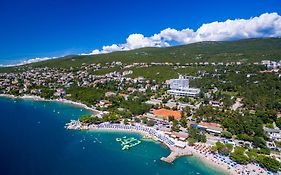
167, 75, 200, 97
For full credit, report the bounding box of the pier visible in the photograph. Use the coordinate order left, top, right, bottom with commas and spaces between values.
161, 147, 193, 163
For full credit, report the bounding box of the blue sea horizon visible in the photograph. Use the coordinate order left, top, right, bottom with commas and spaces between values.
0, 97, 225, 175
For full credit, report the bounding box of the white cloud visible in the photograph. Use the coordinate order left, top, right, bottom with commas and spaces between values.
0, 57, 56, 67
195, 12, 281, 41
102, 44, 124, 53
124, 33, 169, 49
89, 49, 101, 55
89, 34, 169, 55
155, 28, 196, 43
22, 57, 54, 64
89, 12, 281, 55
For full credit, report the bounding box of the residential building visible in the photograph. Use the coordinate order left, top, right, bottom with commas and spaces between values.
264, 127, 281, 142
191, 122, 222, 134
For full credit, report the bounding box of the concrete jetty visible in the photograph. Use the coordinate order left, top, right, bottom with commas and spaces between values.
161, 147, 193, 163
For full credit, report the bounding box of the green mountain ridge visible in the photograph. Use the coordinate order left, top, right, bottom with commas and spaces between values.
1, 38, 281, 72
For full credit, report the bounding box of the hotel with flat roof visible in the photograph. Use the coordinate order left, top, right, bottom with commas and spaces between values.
167, 75, 200, 97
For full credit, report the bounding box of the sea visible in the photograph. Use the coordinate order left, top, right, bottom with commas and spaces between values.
0, 97, 225, 175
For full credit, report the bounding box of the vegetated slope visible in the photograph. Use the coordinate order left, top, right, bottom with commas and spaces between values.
1, 38, 281, 72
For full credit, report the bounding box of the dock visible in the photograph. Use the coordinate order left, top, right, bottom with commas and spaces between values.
161, 147, 193, 163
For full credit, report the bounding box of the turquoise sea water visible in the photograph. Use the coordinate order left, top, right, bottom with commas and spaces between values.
0, 97, 225, 175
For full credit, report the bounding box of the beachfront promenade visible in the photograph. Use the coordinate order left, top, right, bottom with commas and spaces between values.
96, 123, 176, 147
67, 121, 179, 148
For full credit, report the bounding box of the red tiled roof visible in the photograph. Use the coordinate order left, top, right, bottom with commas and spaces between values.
259, 69, 279, 73
152, 109, 181, 120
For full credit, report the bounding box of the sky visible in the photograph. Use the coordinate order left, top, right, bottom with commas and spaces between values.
0, 0, 281, 65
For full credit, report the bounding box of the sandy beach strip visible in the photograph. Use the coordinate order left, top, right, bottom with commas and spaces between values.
190, 147, 236, 175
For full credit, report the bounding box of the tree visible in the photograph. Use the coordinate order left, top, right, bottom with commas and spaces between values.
215, 142, 232, 155
124, 118, 129, 125
255, 148, 271, 155
79, 115, 91, 123
199, 91, 204, 98
184, 106, 191, 116
79, 115, 101, 124
179, 96, 190, 103
162, 98, 169, 104
225, 143, 233, 153
230, 147, 250, 164
198, 134, 207, 143
257, 155, 281, 172
246, 149, 258, 162
276, 118, 281, 129
222, 112, 264, 141
180, 118, 188, 128
168, 116, 175, 122
147, 120, 155, 127
66, 87, 105, 106
187, 138, 196, 146
171, 120, 180, 132
211, 145, 218, 153
221, 131, 232, 138
256, 110, 277, 124
181, 111, 185, 118
253, 136, 266, 149
215, 142, 224, 150
89, 116, 102, 124
103, 112, 120, 123
188, 126, 206, 143
237, 134, 253, 142
134, 117, 141, 123
142, 117, 148, 124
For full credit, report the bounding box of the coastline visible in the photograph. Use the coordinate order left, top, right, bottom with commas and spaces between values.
67, 122, 231, 175
191, 148, 235, 175
105, 130, 233, 175
88, 127, 233, 175
0, 94, 101, 115
0, 94, 236, 175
